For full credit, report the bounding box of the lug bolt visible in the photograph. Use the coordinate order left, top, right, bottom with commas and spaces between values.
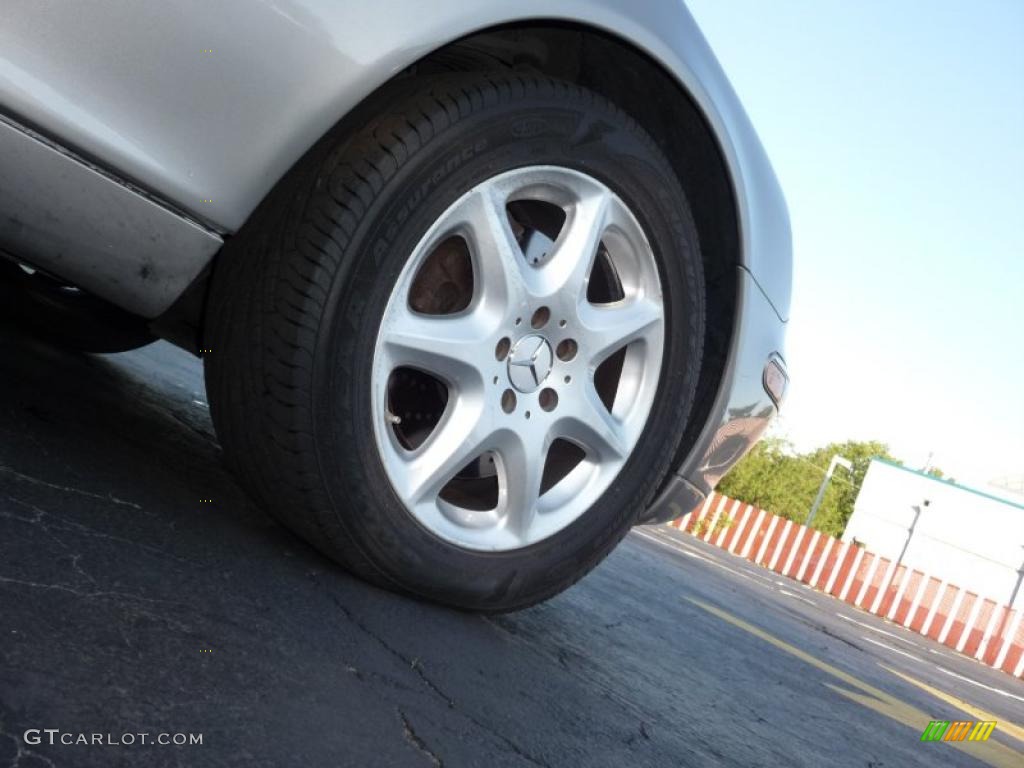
501, 389, 517, 413
556, 339, 578, 362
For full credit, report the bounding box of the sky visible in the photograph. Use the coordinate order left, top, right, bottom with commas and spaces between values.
687, 0, 1024, 489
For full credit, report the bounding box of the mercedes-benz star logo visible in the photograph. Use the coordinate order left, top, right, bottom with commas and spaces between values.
507, 334, 554, 393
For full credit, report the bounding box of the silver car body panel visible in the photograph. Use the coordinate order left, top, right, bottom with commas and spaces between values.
0, 0, 790, 320
0, 114, 222, 316
0, 0, 790, 508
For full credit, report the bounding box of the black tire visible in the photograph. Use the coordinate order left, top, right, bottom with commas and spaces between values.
204, 73, 704, 612
0, 260, 155, 353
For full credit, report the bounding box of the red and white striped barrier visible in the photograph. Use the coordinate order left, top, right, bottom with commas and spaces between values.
669, 492, 1024, 678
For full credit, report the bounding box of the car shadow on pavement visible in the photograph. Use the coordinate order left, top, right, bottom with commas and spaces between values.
0, 327, 680, 768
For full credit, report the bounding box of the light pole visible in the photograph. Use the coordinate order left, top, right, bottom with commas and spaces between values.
989, 547, 1024, 662
1009, 546, 1024, 611
894, 499, 927, 573
806, 455, 853, 527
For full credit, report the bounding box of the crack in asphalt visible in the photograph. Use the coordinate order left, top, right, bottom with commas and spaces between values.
783, 608, 867, 653
817, 624, 866, 652
398, 709, 443, 767
316, 581, 551, 767
0, 571, 195, 642
2, 495, 193, 565
0, 507, 200, 639
0, 716, 56, 768
482, 616, 654, 726
0, 575, 176, 605
317, 585, 457, 709
623, 721, 651, 748
0, 465, 142, 510
347, 607, 455, 707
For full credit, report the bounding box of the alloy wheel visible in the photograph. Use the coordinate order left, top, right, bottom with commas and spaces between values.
371, 166, 665, 551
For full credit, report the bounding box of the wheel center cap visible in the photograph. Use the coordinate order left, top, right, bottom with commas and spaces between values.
507, 334, 553, 393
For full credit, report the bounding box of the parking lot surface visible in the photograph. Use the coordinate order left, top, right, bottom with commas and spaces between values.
1, 327, 1022, 767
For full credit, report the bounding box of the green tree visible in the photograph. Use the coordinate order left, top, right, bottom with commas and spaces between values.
717, 439, 900, 537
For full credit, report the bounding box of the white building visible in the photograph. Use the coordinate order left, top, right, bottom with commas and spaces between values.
989, 474, 1024, 500
843, 458, 1024, 609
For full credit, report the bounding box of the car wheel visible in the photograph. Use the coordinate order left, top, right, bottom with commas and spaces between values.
0, 259, 155, 353
204, 73, 704, 611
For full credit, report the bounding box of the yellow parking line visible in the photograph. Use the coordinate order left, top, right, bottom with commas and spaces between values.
684, 597, 1024, 768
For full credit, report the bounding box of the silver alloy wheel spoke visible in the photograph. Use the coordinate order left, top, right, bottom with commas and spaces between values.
398, 399, 488, 506
528, 190, 609, 299
372, 166, 665, 551
578, 297, 663, 367
495, 428, 549, 537
380, 305, 490, 387
559, 387, 630, 462
458, 186, 525, 310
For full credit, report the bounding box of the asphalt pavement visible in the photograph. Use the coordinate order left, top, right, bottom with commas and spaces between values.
1, 325, 1022, 767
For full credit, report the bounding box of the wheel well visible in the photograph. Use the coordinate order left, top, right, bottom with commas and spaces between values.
423, 24, 740, 473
